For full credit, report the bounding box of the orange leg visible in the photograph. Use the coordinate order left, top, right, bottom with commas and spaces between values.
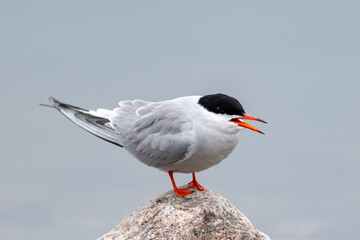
168, 171, 194, 198
189, 172, 206, 191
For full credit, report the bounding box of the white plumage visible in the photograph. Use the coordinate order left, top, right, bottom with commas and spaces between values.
48, 94, 266, 197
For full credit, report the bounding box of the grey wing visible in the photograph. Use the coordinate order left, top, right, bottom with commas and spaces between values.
110, 102, 195, 168
48, 97, 122, 147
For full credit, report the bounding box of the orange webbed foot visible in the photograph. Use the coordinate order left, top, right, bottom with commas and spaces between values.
174, 187, 194, 198
189, 181, 206, 191
189, 172, 206, 191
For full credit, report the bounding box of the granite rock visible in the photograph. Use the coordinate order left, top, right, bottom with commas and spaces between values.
98, 186, 270, 240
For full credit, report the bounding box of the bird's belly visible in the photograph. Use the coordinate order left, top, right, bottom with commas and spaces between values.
175, 151, 233, 173
160, 133, 239, 173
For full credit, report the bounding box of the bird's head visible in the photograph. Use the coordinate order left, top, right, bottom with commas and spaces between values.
198, 93, 267, 134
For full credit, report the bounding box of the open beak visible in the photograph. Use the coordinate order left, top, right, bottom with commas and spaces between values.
230, 114, 267, 135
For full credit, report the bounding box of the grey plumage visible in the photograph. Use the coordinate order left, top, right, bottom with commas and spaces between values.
111, 100, 194, 168
48, 97, 196, 169
46, 94, 266, 198
49, 97, 122, 147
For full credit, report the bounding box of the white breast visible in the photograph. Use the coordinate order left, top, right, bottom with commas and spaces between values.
159, 103, 241, 173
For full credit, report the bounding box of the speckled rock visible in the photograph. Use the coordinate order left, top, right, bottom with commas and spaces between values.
98, 186, 270, 240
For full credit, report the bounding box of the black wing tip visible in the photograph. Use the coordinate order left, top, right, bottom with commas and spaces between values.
49, 97, 60, 106
39, 97, 59, 108
46, 96, 122, 148
48, 97, 89, 112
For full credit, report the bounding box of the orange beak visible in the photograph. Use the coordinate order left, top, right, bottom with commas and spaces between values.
230, 114, 267, 135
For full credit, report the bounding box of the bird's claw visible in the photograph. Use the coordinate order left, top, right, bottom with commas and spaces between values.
174, 188, 194, 198
189, 181, 206, 192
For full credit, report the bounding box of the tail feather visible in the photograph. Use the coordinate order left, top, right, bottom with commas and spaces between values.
48, 97, 122, 147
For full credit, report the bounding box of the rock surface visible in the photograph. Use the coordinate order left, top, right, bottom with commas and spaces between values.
98, 186, 270, 240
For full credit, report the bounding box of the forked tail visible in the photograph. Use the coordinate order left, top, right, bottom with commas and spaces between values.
46, 97, 122, 147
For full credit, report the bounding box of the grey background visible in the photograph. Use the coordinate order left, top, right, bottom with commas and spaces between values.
1, 1, 359, 239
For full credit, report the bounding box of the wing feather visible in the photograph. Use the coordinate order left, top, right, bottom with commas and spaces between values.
48, 97, 195, 169
111, 100, 194, 168
49, 97, 122, 147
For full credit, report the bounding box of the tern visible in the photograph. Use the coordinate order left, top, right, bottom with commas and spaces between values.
45, 93, 266, 197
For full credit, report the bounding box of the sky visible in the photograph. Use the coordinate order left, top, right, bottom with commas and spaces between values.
1, 1, 359, 239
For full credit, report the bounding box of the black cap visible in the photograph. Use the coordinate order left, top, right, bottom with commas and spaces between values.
198, 93, 245, 116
